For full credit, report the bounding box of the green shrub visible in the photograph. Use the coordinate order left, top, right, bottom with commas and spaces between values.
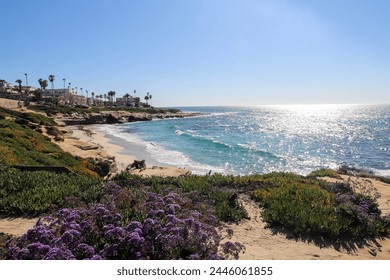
0, 169, 102, 215
307, 169, 342, 179
254, 184, 339, 237
252, 183, 389, 239
0, 233, 11, 260
19, 112, 56, 126
215, 196, 247, 222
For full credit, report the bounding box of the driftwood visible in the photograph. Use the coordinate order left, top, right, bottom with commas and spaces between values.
127, 160, 146, 170
179, 171, 192, 177
75, 144, 100, 150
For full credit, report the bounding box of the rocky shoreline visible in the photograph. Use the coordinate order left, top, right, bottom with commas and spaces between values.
54, 110, 200, 125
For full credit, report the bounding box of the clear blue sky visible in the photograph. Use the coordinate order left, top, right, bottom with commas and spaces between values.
1, 0, 389, 106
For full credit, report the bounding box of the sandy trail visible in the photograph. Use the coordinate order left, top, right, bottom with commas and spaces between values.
0, 218, 38, 237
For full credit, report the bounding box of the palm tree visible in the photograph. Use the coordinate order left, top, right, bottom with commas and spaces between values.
24, 73, 28, 89
38, 78, 48, 90
96, 94, 102, 105
62, 78, 66, 101
42, 80, 48, 90
38, 79, 48, 102
68, 82, 72, 104
107, 91, 116, 104
103, 94, 107, 104
91, 92, 95, 105
48, 75, 55, 103
80, 88, 84, 104
123, 93, 130, 106
33, 89, 42, 102
15, 79, 23, 99
0, 79, 7, 92
134, 97, 141, 107
144, 92, 150, 105
48, 75, 55, 90
15, 79, 22, 89
38, 78, 44, 90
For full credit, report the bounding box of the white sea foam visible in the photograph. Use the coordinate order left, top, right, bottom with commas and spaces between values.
145, 141, 226, 175
95, 124, 146, 147
194, 111, 237, 119
371, 168, 390, 178
95, 124, 226, 175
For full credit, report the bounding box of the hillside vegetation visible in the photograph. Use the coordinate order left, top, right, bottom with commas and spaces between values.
2, 171, 389, 260
0, 107, 101, 177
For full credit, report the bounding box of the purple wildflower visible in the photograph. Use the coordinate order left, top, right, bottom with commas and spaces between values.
44, 247, 75, 260
61, 229, 82, 248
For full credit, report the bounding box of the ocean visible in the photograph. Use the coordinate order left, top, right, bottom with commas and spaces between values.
98, 104, 390, 177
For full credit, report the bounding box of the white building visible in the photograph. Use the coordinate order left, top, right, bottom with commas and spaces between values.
0, 82, 17, 96
116, 96, 136, 106
43, 88, 72, 100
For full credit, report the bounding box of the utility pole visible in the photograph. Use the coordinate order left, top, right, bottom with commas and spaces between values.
24, 73, 28, 96
69, 82, 72, 104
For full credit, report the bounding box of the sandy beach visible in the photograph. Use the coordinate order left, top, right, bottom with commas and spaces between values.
57, 124, 191, 177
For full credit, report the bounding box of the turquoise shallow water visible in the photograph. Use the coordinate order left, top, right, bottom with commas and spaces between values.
100, 105, 390, 176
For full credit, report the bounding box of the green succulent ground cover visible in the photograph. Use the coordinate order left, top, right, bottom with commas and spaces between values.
0, 108, 100, 177
0, 107, 56, 126
251, 172, 389, 239
307, 168, 342, 179
0, 168, 102, 215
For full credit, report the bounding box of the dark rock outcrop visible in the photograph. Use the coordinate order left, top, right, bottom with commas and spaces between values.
60, 111, 200, 125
